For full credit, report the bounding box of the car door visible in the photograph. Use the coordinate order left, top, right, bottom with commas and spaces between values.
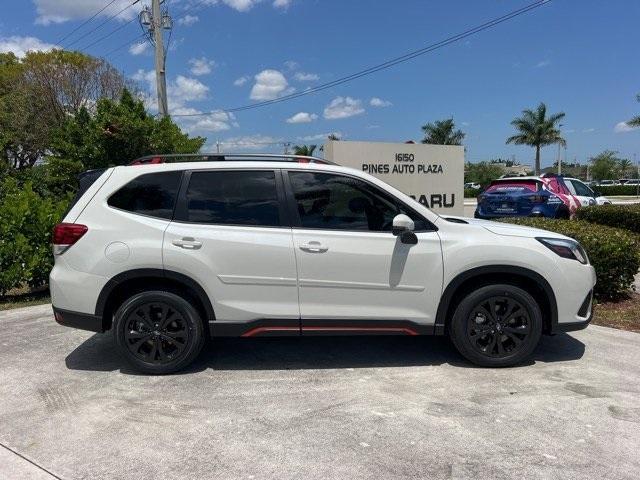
163, 169, 299, 331
284, 169, 443, 334
567, 179, 597, 207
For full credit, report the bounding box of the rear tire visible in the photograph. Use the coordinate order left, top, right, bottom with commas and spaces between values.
449, 284, 542, 367
113, 290, 205, 374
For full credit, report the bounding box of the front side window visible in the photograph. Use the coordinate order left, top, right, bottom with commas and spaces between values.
108, 171, 182, 219
288, 171, 430, 232
185, 170, 280, 226
570, 180, 594, 197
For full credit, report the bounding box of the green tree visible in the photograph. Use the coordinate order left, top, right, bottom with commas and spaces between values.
52, 89, 205, 172
628, 94, 640, 128
0, 50, 129, 169
590, 150, 622, 181
464, 162, 504, 188
506, 102, 565, 175
292, 144, 317, 156
421, 118, 465, 145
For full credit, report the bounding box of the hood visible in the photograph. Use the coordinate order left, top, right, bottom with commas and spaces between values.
441, 215, 568, 240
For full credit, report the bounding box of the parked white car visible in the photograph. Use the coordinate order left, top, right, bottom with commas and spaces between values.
563, 177, 612, 206
50, 154, 595, 373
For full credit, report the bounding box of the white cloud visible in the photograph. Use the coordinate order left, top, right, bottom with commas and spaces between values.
233, 76, 249, 86
0, 36, 55, 58
582, 128, 595, 133
535, 59, 551, 68
273, 0, 292, 8
250, 69, 294, 100
132, 69, 208, 109
173, 75, 209, 102
323, 97, 365, 120
614, 121, 636, 133
299, 132, 343, 141
286, 112, 318, 124
178, 14, 200, 26
369, 97, 392, 107
185, 0, 293, 13
129, 42, 149, 56
132, 68, 236, 133
189, 57, 215, 76
294, 72, 319, 82
34, 0, 136, 25
221, 134, 283, 151
284, 60, 299, 71
223, 0, 260, 12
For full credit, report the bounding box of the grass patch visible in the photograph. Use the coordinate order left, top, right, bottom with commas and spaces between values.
0, 288, 50, 311
592, 293, 640, 333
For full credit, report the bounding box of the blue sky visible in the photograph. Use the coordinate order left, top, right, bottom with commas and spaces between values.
1, 0, 639, 166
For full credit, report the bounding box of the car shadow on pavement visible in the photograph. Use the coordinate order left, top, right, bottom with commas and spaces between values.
65, 332, 586, 375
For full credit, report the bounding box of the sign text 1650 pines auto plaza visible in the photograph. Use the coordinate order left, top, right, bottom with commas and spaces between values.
324, 140, 464, 215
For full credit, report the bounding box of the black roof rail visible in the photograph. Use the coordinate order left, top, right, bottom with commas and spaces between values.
128, 153, 337, 166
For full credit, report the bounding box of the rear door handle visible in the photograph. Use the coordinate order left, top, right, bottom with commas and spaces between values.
299, 241, 328, 253
172, 237, 202, 250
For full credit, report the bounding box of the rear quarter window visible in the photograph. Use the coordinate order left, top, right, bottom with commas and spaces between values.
108, 171, 182, 219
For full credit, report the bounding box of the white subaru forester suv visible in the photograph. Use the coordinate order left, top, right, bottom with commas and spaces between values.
50, 154, 595, 374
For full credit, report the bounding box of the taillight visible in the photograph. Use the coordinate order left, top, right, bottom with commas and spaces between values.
52, 223, 88, 255
527, 195, 547, 204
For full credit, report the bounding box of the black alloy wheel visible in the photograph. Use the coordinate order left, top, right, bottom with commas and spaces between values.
466, 296, 531, 358
124, 302, 189, 364
113, 291, 205, 374
449, 284, 542, 367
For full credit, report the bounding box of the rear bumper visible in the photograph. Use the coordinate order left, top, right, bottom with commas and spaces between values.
52, 306, 105, 333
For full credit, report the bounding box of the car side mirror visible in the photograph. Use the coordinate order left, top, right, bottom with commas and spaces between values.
392, 214, 417, 244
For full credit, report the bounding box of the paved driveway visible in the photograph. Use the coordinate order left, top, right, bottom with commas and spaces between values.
1, 304, 639, 480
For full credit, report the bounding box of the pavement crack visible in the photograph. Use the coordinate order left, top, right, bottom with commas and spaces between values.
0, 441, 64, 480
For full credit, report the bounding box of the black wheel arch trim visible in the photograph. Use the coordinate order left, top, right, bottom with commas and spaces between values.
434, 265, 558, 335
95, 268, 215, 324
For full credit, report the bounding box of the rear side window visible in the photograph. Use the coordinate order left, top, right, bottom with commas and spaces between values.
184, 170, 280, 226
108, 171, 182, 219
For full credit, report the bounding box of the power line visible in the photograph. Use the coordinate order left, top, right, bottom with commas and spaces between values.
54, 0, 120, 46
65, 0, 141, 50
173, 0, 550, 117
103, 32, 148, 59
79, 15, 138, 52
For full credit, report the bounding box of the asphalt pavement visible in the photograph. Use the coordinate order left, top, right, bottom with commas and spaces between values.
1, 304, 639, 479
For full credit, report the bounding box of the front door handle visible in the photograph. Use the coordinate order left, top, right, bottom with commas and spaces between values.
299, 241, 328, 253
172, 237, 202, 250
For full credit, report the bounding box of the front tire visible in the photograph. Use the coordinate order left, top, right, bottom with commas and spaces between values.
113, 291, 205, 374
449, 284, 542, 367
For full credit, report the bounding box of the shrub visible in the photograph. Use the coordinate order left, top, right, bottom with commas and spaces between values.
595, 185, 640, 196
575, 203, 640, 234
464, 188, 480, 198
499, 217, 640, 300
0, 178, 68, 296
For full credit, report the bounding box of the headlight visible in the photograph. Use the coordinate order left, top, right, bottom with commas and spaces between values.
536, 237, 588, 264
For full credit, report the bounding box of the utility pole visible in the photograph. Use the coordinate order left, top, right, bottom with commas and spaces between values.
633, 153, 640, 197
140, 1, 172, 117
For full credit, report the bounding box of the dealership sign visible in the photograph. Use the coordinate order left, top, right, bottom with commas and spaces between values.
324, 140, 464, 215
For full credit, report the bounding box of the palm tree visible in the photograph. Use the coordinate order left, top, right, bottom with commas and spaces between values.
421, 118, 465, 145
506, 102, 566, 175
293, 144, 317, 156
628, 94, 640, 128
618, 158, 633, 177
